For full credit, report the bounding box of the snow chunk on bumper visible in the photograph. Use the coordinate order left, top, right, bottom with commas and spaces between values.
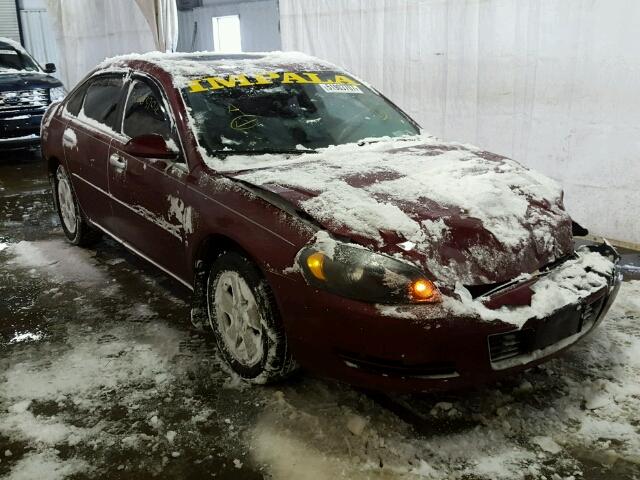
446, 248, 617, 328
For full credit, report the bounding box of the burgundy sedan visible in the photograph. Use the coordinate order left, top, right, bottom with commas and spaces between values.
41, 52, 621, 392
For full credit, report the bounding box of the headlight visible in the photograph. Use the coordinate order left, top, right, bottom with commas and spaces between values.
298, 242, 441, 304
49, 86, 66, 103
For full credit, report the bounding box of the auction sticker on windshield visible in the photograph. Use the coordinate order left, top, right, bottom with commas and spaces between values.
319, 84, 363, 94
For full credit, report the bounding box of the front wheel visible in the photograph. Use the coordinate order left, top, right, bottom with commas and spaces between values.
53, 164, 101, 246
206, 251, 296, 383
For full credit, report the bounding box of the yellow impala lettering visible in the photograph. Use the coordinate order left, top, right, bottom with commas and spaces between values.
188, 79, 208, 93
187, 72, 359, 92
282, 72, 310, 84
253, 72, 281, 84
303, 73, 323, 83
202, 78, 224, 90
210, 74, 254, 88
334, 75, 358, 85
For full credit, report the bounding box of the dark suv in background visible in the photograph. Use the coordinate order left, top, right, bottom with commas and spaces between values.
0, 37, 65, 151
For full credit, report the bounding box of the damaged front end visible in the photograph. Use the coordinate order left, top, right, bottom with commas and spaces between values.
465, 241, 622, 370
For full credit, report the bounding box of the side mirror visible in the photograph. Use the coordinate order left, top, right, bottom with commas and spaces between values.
44, 63, 56, 73
123, 134, 179, 160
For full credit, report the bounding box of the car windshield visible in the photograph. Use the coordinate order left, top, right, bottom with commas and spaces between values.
181, 70, 419, 155
0, 46, 40, 72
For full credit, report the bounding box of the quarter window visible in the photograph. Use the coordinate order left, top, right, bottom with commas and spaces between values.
64, 83, 88, 116
122, 80, 172, 140
81, 75, 125, 130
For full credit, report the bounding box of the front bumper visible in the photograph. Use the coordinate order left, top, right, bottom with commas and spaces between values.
273, 243, 622, 392
0, 111, 43, 150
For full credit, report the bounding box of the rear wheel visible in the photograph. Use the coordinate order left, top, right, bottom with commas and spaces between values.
53, 164, 101, 246
206, 251, 296, 383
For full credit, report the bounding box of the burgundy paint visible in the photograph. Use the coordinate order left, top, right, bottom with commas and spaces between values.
40, 57, 619, 392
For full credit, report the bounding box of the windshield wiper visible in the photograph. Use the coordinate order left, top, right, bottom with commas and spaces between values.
210, 148, 317, 158
357, 135, 419, 146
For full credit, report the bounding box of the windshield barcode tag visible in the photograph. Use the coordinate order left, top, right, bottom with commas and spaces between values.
319, 84, 363, 94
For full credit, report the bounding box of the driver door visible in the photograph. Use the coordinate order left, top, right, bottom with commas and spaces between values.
107, 76, 189, 283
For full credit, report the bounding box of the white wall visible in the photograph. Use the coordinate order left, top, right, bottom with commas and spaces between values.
44, 0, 156, 87
178, 0, 280, 52
19, 7, 59, 68
280, 0, 640, 245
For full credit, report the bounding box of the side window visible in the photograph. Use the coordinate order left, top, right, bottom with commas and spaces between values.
122, 79, 173, 140
81, 75, 125, 130
64, 83, 88, 116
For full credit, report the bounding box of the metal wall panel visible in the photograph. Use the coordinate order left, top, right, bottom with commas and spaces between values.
0, 0, 20, 41
19, 8, 58, 66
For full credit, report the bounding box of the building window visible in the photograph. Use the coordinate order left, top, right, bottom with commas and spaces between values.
212, 15, 242, 53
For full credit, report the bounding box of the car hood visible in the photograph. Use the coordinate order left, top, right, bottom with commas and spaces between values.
220, 136, 573, 286
0, 71, 62, 91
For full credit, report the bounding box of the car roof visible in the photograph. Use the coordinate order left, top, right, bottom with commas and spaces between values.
95, 51, 342, 88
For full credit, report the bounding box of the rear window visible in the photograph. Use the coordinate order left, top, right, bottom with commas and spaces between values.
81, 75, 125, 131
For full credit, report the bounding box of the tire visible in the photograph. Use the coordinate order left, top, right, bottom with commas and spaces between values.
53, 164, 101, 247
206, 250, 296, 383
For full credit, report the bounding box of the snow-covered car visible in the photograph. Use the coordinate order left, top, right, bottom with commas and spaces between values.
40, 52, 621, 391
0, 37, 65, 150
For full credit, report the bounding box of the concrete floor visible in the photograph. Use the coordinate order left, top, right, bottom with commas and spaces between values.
1, 151, 639, 480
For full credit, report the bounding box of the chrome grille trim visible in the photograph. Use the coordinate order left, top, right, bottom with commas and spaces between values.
0, 88, 50, 112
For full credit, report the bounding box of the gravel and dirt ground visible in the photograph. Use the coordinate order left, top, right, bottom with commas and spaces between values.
1, 152, 639, 480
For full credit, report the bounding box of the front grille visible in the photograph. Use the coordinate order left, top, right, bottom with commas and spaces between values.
0, 88, 50, 113
337, 350, 458, 378
488, 295, 607, 364
488, 328, 534, 362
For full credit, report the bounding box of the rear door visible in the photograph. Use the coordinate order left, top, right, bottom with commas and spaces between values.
62, 73, 126, 225
107, 75, 189, 283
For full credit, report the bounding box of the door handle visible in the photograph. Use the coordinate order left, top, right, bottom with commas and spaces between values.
109, 153, 127, 170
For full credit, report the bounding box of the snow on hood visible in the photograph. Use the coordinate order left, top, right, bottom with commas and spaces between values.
211, 135, 573, 286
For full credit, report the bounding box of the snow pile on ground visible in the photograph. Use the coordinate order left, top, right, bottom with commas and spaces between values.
6, 450, 88, 480
6, 240, 109, 286
0, 239, 241, 478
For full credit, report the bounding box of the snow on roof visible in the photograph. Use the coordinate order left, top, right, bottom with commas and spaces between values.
97, 50, 341, 86
0, 36, 27, 53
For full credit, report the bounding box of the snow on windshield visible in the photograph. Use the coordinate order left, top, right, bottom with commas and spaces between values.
181, 70, 419, 153
96, 51, 411, 156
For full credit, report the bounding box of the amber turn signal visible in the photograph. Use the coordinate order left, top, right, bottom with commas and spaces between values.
306, 252, 326, 280
410, 278, 440, 302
